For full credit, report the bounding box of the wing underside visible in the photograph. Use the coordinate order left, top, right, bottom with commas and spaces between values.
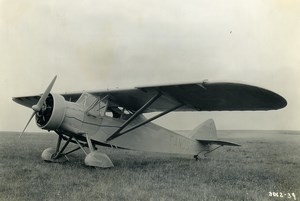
13, 82, 287, 112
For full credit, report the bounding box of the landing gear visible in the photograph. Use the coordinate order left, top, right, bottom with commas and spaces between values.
41, 148, 56, 161
41, 134, 71, 163
193, 154, 201, 161
41, 148, 67, 163
194, 145, 223, 161
84, 152, 114, 168
41, 133, 114, 168
193, 152, 206, 161
82, 134, 114, 168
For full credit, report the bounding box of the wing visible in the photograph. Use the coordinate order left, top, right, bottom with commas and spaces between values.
13, 81, 287, 112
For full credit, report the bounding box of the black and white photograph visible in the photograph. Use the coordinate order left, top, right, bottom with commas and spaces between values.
0, 0, 299, 200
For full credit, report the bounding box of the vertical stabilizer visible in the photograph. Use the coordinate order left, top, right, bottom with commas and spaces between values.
189, 119, 218, 140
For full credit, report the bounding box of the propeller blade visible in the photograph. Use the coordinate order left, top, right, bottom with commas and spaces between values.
32, 75, 57, 112
20, 76, 58, 138
19, 111, 36, 138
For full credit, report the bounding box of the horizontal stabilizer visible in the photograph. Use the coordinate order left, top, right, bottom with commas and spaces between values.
197, 140, 240, 146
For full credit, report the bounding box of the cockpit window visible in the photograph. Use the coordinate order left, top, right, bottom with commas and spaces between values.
77, 92, 133, 119
109, 107, 132, 120
78, 92, 108, 118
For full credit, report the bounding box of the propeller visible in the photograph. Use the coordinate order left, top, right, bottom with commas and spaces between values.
19, 75, 57, 137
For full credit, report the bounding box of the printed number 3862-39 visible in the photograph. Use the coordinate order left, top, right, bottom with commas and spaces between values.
269, 192, 296, 200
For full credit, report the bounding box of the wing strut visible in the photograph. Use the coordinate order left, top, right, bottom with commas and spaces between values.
106, 92, 162, 142
106, 92, 184, 142
117, 103, 184, 136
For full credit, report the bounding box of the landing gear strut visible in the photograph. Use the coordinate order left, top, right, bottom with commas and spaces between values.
41, 133, 114, 168
83, 134, 114, 168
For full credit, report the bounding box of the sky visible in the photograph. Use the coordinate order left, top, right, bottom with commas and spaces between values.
0, 0, 299, 132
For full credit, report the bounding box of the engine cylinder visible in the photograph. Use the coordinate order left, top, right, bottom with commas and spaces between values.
36, 93, 66, 130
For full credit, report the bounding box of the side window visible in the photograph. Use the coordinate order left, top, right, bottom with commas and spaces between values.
77, 92, 96, 108
105, 111, 113, 117
99, 100, 108, 117
109, 107, 132, 120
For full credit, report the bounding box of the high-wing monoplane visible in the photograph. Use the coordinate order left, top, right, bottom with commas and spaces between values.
13, 76, 287, 168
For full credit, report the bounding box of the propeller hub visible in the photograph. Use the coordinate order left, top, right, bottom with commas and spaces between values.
32, 105, 40, 112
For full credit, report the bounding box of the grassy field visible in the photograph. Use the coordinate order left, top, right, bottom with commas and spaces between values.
0, 131, 299, 201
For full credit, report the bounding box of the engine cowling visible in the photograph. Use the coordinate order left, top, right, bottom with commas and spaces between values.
35, 93, 66, 130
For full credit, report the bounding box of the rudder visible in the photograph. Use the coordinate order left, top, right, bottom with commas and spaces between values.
189, 119, 218, 141
190, 119, 240, 147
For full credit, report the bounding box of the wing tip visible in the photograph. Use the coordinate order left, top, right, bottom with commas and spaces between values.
275, 94, 288, 110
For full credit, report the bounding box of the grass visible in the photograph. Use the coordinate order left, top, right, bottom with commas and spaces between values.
0, 131, 299, 201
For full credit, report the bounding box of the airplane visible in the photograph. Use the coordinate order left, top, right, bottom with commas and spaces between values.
13, 76, 287, 168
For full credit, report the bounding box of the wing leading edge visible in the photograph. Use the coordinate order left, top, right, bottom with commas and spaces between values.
13, 81, 287, 112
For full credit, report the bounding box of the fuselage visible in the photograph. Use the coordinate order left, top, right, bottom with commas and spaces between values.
37, 92, 206, 156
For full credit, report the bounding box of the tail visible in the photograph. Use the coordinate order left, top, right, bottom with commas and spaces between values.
190, 119, 217, 140
190, 119, 239, 146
